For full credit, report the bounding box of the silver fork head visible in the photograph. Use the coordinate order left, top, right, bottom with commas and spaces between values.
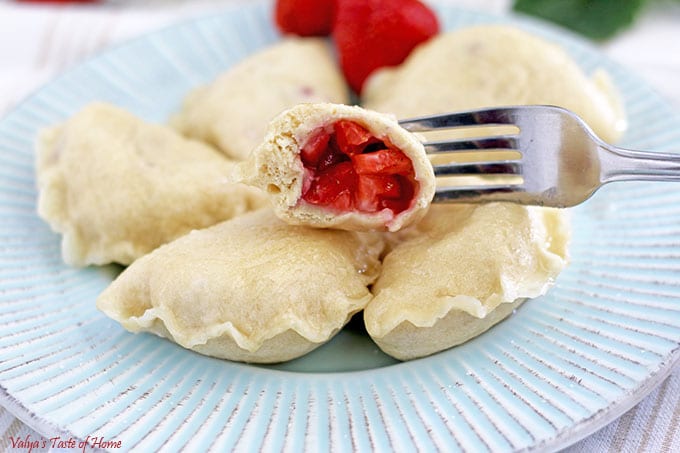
400, 105, 604, 207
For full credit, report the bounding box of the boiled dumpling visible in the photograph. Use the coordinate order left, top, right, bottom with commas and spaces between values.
171, 38, 350, 160
363, 25, 626, 143
235, 103, 435, 232
364, 204, 569, 360
36, 102, 267, 267
97, 209, 385, 363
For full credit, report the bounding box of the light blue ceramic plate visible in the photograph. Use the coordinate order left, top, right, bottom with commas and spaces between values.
1, 2, 680, 451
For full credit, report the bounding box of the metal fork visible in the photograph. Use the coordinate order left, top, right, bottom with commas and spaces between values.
399, 105, 680, 207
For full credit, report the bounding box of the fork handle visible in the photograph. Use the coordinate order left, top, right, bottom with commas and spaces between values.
600, 144, 680, 183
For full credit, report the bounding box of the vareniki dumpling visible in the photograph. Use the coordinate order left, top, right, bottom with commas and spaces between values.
364, 204, 570, 360
171, 38, 350, 160
363, 25, 626, 143
235, 103, 435, 232
36, 102, 267, 267
97, 209, 385, 363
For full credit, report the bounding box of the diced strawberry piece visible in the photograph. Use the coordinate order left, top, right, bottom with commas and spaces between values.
352, 148, 413, 175
300, 129, 331, 167
302, 161, 357, 208
274, 0, 335, 37
333, 120, 378, 155
380, 176, 417, 213
333, 0, 439, 94
329, 191, 353, 211
376, 176, 403, 199
299, 119, 418, 217
355, 175, 402, 212
316, 137, 350, 172
354, 191, 379, 213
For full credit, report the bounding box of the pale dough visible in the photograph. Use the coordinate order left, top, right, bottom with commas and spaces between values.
97, 209, 385, 363
365, 203, 569, 360
171, 38, 350, 160
36, 102, 267, 267
363, 25, 626, 143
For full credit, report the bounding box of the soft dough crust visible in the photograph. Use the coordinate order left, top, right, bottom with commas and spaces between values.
171, 38, 350, 160
364, 203, 570, 360
96, 209, 385, 364
363, 25, 626, 143
235, 103, 435, 232
36, 102, 267, 267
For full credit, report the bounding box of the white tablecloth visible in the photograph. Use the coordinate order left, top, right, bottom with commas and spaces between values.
0, 1, 678, 452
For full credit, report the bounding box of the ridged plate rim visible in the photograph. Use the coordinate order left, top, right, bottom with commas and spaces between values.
1, 1, 680, 452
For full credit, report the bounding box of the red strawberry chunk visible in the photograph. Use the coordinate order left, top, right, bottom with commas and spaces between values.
333, 120, 379, 155
274, 0, 335, 37
381, 176, 417, 213
300, 129, 331, 167
330, 191, 354, 211
299, 120, 418, 217
355, 175, 402, 212
317, 137, 350, 172
352, 148, 413, 175
302, 161, 357, 207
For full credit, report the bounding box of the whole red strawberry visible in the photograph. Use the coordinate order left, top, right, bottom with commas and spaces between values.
275, 0, 335, 37
333, 0, 439, 94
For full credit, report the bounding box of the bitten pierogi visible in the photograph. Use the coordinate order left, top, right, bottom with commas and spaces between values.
235, 103, 435, 232
172, 38, 350, 160
36, 103, 266, 266
97, 209, 384, 363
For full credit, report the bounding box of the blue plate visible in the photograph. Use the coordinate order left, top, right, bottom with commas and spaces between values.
1, 2, 679, 451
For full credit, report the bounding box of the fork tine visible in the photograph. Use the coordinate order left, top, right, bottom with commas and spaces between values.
423, 135, 518, 153
398, 107, 520, 132
433, 160, 521, 176
433, 184, 520, 202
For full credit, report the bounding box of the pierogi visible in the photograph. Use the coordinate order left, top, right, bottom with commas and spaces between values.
36, 102, 267, 267
365, 204, 569, 360
171, 38, 350, 161
235, 103, 435, 232
363, 25, 626, 144
96, 209, 385, 363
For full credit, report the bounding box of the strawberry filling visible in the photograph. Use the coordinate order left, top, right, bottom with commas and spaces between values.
299, 120, 418, 216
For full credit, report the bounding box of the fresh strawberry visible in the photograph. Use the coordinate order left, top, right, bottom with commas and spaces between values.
333, 0, 439, 94
275, 0, 335, 37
